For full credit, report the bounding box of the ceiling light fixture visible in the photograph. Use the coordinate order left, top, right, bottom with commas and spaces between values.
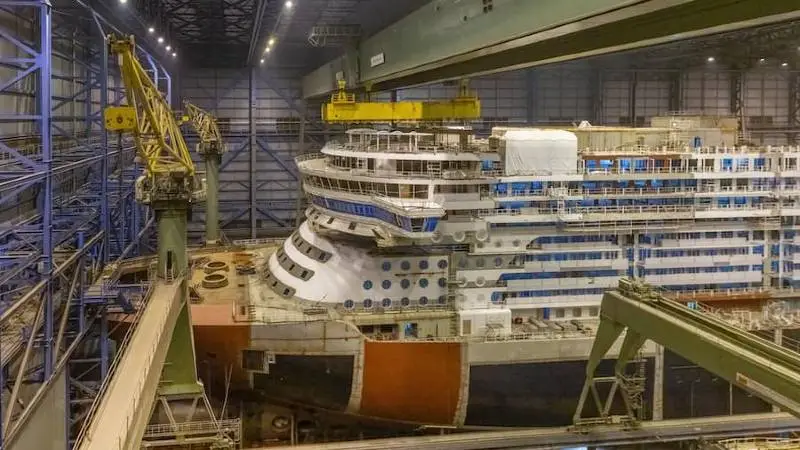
706, 56, 715, 63
759, 58, 765, 63
158, 37, 164, 44
166, 45, 172, 51
782, 62, 789, 67
260, 59, 265, 64
285, 0, 293, 8
148, 27, 155, 34
265, 47, 271, 53
268, 37, 276, 46
172, 52, 177, 58
119, 0, 127, 4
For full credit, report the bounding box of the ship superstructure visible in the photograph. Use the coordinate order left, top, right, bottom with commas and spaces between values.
267, 121, 793, 339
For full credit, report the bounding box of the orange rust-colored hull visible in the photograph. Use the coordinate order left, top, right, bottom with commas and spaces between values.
360, 341, 461, 424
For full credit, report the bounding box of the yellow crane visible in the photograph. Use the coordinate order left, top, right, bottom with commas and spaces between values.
182, 102, 226, 245
102, 35, 224, 445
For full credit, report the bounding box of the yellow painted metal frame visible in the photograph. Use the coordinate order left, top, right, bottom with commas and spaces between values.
107, 35, 195, 177
322, 79, 480, 122
182, 101, 223, 146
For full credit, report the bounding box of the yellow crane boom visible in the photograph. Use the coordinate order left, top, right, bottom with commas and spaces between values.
182, 102, 223, 150
105, 35, 195, 178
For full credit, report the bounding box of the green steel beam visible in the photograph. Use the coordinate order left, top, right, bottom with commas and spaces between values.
578, 281, 800, 421
303, 0, 800, 98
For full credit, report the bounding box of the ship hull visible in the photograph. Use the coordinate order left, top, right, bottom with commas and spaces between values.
189, 316, 773, 428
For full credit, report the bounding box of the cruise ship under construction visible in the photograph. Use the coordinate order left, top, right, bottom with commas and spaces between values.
110, 114, 800, 441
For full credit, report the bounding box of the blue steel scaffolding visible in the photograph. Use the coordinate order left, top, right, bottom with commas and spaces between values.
0, 1, 171, 447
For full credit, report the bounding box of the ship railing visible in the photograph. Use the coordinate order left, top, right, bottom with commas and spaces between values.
142, 418, 241, 441
231, 237, 284, 248
478, 202, 777, 218
298, 157, 483, 181
325, 141, 474, 155
294, 152, 325, 162
488, 185, 775, 199
717, 437, 800, 449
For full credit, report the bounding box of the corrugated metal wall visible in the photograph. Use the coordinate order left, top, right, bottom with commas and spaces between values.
179, 68, 321, 240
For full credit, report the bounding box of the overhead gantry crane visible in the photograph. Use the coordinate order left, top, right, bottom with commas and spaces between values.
76, 35, 237, 450
575, 279, 800, 432
321, 79, 481, 122
181, 102, 226, 245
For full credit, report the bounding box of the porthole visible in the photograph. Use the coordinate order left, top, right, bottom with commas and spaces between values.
363, 298, 373, 309
438, 295, 447, 305
401, 279, 411, 289
419, 296, 429, 305
419, 278, 429, 288
401, 297, 410, 306
438, 277, 447, 287
494, 240, 503, 248
382, 280, 392, 289
382, 261, 392, 271
344, 299, 354, 309
401, 261, 411, 270
438, 259, 448, 269
419, 260, 429, 270
512, 239, 521, 247
363, 280, 373, 290
382, 298, 392, 307
494, 256, 503, 267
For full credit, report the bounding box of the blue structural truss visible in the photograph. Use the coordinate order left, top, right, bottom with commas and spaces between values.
0, 1, 170, 447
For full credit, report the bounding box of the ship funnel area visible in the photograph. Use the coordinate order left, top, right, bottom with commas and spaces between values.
574, 279, 800, 433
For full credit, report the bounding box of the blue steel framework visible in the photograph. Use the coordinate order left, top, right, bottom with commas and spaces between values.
180, 67, 326, 241
0, 1, 169, 447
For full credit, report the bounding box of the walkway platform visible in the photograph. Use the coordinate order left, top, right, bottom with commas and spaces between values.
261, 413, 800, 450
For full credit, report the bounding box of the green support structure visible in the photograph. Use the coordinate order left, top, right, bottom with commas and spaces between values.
576, 279, 800, 426
204, 154, 221, 245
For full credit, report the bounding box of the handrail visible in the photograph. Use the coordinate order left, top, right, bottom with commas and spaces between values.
73, 280, 155, 447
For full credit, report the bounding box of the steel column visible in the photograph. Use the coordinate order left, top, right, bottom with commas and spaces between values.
249, 68, 257, 238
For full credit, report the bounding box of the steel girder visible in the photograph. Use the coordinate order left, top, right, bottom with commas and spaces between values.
0, 2, 157, 447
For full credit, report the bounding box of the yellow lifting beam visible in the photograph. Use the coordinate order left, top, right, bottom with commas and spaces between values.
322, 79, 480, 122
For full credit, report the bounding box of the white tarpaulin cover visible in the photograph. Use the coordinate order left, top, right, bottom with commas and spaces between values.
503, 129, 578, 175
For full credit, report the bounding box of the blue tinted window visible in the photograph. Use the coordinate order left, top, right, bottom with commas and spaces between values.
438, 277, 447, 287
382, 261, 391, 271
382, 298, 392, 307
419, 260, 429, 270
419, 296, 429, 305
363, 280, 373, 290
382, 280, 391, 289
344, 299, 354, 309
401, 297, 410, 306
401, 279, 410, 289
419, 278, 429, 288
401, 261, 411, 270
363, 298, 373, 308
